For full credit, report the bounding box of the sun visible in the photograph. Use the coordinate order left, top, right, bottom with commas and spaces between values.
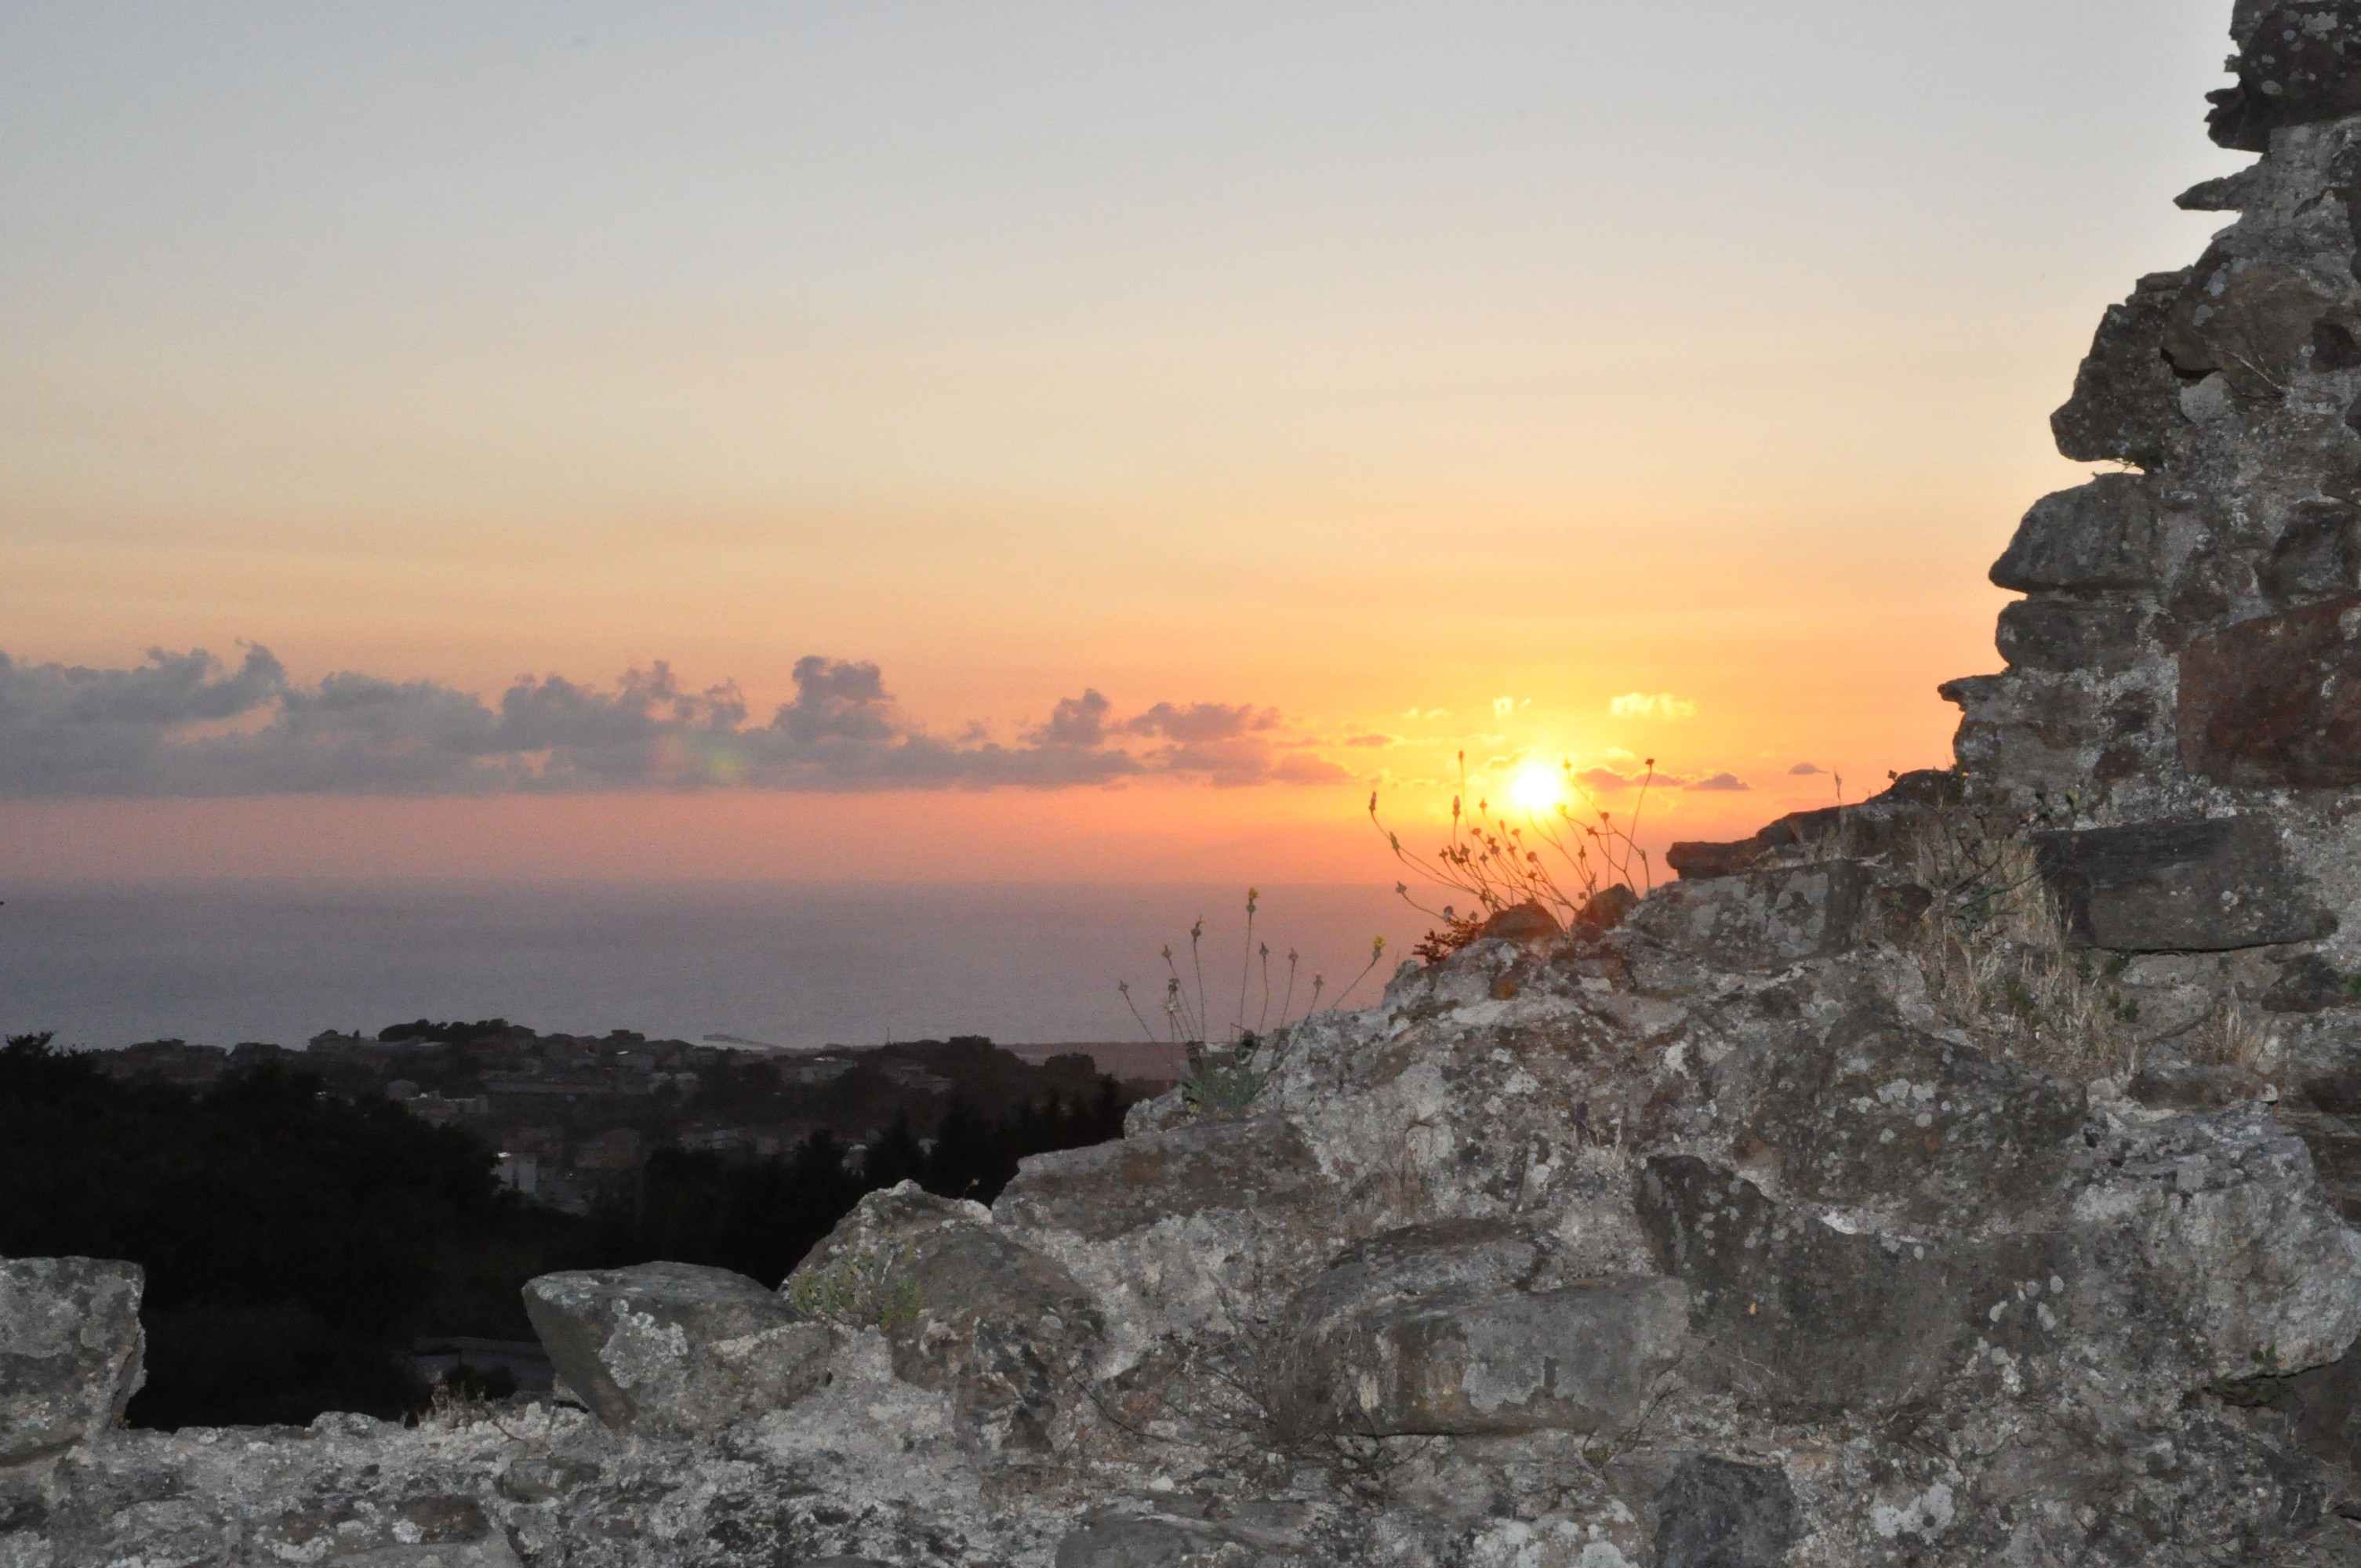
1508, 762, 1566, 814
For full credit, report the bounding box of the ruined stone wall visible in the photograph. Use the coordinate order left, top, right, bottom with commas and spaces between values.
1949, 2, 2361, 973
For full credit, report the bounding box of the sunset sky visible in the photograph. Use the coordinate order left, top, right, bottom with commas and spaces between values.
2, 1, 2250, 885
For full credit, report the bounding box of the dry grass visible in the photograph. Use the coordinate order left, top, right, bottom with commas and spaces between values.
1905, 803, 2142, 1081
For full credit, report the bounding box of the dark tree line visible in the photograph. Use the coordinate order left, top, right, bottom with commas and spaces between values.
0, 1033, 1126, 1428
582, 1080, 1127, 1287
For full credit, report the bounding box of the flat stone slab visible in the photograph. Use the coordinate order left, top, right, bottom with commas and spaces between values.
522, 1262, 828, 1435
1991, 476, 2160, 593
2179, 593, 2361, 787
0, 1257, 145, 1465
2032, 815, 2335, 951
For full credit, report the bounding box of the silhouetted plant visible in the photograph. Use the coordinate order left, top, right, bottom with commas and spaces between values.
1372, 751, 1656, 960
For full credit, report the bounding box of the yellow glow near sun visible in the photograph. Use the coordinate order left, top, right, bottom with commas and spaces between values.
1509, 763, 1567, 814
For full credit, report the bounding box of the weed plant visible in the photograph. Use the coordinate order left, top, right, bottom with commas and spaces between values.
1117, 889, 1387, 1114
787, 1242, 924, 1331
1371, 752, 1655, 960
1905, 797, 2143, 1080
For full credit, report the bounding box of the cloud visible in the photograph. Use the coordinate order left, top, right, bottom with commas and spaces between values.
1687, 771, 1752, 792
1342, 733, 1397, 749
0, 644, 1353, 798
1788, 761, 1825, 775
1608, 692, 1698, 721
1573, 764, 1694, 793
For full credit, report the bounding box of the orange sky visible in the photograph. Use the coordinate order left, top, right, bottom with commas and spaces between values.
0, 2, 2252, 885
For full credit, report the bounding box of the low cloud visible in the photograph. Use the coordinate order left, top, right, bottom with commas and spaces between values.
0, 645, 1352, 798
1608, 691, 1698, 721
1788, 761, 1826, 775
1687, 771, 1752, 793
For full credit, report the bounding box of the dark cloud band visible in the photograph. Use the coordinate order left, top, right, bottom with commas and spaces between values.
0, 645, 1348, 798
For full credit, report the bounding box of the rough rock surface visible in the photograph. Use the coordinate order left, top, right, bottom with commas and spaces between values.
522, 1262, 830, 1436
784, 1181, 1103, 1454
0, 1258, 143, 1467
18, 5, 2361, 1563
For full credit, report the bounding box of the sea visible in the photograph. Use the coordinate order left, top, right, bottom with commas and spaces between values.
0, 880, 1414, 1076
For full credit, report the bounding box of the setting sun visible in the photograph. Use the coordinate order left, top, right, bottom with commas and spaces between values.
1508, 763, 1568, 815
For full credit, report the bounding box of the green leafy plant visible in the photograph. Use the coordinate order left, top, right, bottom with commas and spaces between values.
787, 1243, 923, 1331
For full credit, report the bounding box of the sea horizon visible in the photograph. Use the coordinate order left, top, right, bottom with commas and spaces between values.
0, 877, 1414, 1062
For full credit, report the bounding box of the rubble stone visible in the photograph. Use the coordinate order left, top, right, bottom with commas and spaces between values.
1628, 859, 1870, 971
521, 1261, 829, 1436
2050, 270, 2192, 464
1995, 596, 2149, 673
1278, 1221, 1686, 1439
786, 1182, 1101, 1451
0, 1257, 144, 1467
1651, 1455, 1797, 1568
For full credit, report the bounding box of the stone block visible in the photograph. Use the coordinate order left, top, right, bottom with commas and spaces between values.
2032, 816, 2335, 951
2050, 270, 2191, 465
994, 1116, 1326, 1243
521, 1261, 828, 1435
786, 1183, 1100, 1451
1995, 597, 2147, 673
1629, 860, 1872, 971
2209, 0, 2361, 150
2179, 594, 2361, 786
1277, 1221, 1687, 1439
1991, 476, 2160, 593
1651, 1455, 1797, 1568
0, 1257, 144, 1466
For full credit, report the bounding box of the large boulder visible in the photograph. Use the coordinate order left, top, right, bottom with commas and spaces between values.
521, 1261, 828, 1436
785, 1182, 1102, 1452
0, 1257, 145, 1466
1727, 1012, 2087, 1226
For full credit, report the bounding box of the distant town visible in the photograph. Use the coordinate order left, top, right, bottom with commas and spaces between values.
93, 1025, 1182, 1214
